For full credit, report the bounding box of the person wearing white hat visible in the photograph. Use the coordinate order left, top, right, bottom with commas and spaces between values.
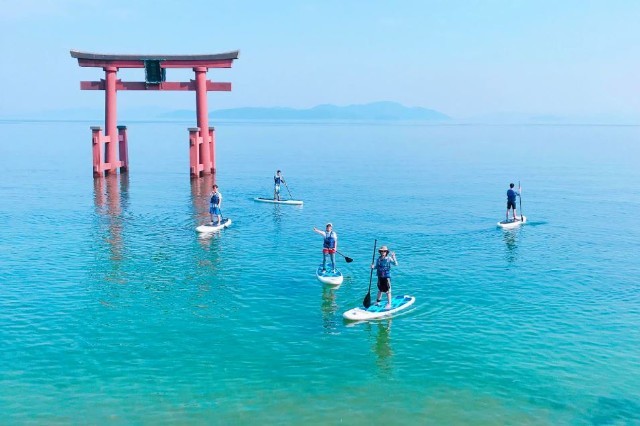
313, 223, 338, 273
371, 245, 398, 309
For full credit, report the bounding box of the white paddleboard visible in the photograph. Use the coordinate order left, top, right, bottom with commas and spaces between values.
196, 218, 232, 233
497, 215, 527, 229
254, 197, 303, 205
343, 295, 416, 321
315, 265, 343, 285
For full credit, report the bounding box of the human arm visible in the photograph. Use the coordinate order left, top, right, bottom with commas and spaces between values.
390, 251, 398, 266
312, 227, 325, 236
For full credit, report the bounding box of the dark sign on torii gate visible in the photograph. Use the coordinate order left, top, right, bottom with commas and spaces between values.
70, 50, 239, 179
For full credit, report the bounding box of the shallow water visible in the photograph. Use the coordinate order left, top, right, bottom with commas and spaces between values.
0, 120, 639, 423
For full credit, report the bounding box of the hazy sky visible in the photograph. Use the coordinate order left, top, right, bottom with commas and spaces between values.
0, 0, 638, 118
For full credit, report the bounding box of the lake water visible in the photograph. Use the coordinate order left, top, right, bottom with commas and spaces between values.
0, 119, 639, 424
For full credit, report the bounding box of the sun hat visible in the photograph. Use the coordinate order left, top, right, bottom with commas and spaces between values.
379, 245, 389, 252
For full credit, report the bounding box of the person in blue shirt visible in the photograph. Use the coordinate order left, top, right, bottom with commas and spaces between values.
371, 245, 398, 309
313, 223, 338, 273
209, 184, 222, 225
274, 170, 285, 201
506, 183, 521, 221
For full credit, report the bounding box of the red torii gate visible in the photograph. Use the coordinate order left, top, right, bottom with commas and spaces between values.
70, 50, 239, 179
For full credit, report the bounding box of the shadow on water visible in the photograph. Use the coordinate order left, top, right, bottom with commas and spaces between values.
321, 285, 340, 334
93, 173, 129, 265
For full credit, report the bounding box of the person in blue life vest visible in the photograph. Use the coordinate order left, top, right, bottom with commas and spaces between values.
371, 245, 398, 309
273, 170, 285, 201
313, 223, 338, 273
506, 183, 521, 221
209, 184, 222, 225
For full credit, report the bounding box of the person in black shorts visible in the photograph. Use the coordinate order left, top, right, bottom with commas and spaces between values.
371, 245, 398, 309
506, 183, 520, 221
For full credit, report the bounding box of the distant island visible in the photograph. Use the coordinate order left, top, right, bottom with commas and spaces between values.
162, 101, 451, 121
6, 103, 638, 125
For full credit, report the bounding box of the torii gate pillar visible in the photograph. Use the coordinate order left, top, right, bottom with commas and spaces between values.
71, 50, 239, 180
195, 67, 212, 175
105, 66, 119, 174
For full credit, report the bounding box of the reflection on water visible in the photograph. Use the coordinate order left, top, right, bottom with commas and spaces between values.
190, 174, 224, 250
191, 173, 214, 226
93, 173, 129, 263
502, 229, 518, 263
196, 230, 224, 255
272, 204, 283, 229
321, 285, 339, 334
92, 174, 129, 291
368, 320, 393, 375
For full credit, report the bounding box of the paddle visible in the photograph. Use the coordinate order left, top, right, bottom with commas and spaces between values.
518, 181, 523, 221
363, 239, 377, 309
282, 176, 294, 199
336, 250, 353, 263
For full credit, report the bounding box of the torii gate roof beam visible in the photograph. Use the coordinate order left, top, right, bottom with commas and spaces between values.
70, 50, 239, 68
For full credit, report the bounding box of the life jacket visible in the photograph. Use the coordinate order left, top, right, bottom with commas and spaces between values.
274, 175, 282, 185
210, 192, 220, 205
323, 231, 336, 249
377, 257, 392, 278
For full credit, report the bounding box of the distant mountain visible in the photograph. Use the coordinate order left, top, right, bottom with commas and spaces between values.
157, 101, 450, 121
8, 104, 636, 125
1, 102, 449, 122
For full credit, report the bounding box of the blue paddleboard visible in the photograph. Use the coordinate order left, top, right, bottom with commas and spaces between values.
315, 265, 343, 285
343, 295, 415, 321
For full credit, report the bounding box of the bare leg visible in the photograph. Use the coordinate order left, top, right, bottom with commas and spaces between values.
513, 209, 518, 221
376, 290, 382, 304
322, 252, 327, 271
386, 287, 392, 309
330, 252, 336, 272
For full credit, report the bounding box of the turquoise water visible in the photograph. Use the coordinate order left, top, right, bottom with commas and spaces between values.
1, 120, 639, 424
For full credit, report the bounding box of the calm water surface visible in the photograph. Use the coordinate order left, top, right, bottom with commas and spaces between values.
0, 120, 639, 424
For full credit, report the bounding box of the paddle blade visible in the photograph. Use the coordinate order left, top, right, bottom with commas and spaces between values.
345, 256, 353, 263
363, 292, 371, 308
